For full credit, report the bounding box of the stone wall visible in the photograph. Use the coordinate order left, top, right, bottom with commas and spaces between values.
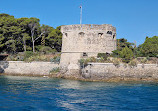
1, 61, 158, 81
82, 63, 158, 79
0, 61, 59, 75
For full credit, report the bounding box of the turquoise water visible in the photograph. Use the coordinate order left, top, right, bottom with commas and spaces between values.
0, 76, 158, 111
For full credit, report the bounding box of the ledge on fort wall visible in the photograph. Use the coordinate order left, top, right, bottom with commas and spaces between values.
61, 24, 116, 32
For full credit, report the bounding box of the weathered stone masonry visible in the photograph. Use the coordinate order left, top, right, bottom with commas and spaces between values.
60, 24, 117, 72
0, 61, 59, 75
82, 63, 158, 79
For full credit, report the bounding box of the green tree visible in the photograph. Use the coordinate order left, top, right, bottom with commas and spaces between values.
0, 14, 22, 53
46, 26, 62, 52
139, 36, 158, 57
120, 46, 134, 63
40, 25, 53, 46
112, 38, 134, 57
28, 17, 40, 53
117, 38, 134, 51
0, 13, 63, 54
17, 17, 32, 52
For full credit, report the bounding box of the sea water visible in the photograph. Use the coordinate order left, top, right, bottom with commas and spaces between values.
0, 75, 158, 111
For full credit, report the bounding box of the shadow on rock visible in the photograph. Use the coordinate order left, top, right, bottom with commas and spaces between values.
0, 61, 9, 73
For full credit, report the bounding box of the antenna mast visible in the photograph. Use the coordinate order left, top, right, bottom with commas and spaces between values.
80, 4, 82, 27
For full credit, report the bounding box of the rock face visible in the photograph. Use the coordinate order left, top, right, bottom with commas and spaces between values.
60, 24, 117, 73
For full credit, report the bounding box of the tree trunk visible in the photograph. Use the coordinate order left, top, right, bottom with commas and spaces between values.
24, 42, 26, 52
31, 30, 35, 53
23, 36, 26, 52
33, 40, 35, 53
31, 27, 44, 53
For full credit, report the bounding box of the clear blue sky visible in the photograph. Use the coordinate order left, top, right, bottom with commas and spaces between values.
1, 0, 158, 45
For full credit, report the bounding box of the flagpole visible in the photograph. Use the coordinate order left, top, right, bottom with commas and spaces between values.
80, 5, 82, 28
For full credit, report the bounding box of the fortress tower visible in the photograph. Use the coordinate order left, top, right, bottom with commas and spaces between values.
60, 24, 116, 73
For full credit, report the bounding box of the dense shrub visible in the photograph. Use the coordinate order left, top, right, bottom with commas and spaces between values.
79, 59, 89, 68
112, 58, 120, 67
128, 59, 137, 68
140, 57, 148, 64
97, 53, 108, 61
7, 55, 17, 61
25, 55, 48, 62
39, 46, 56, 54
120, 46, 134, 63
89, 57, 97, 62
24, 51, 34, 60
98, 57, 105, 63
23, 53, 60, 62
50, 56, 60, 63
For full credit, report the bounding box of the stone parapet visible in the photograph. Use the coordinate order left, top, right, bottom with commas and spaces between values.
61, 24, 116, 32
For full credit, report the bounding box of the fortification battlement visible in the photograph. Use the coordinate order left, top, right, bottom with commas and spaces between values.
61, 24, 116, 32
60, 24, 117, 69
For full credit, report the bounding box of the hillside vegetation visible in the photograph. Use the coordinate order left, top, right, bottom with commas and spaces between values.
0, 13, 157, 63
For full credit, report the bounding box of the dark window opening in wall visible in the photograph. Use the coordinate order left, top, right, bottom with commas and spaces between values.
113, 34, 115, 39
98, 33, 103, 37
83, 52, 88, 57
65, 33, 68, 37
107, 31, 112, 35
79, 32, 85, 37
106, 53, 110, 56
86, 70, 88, 73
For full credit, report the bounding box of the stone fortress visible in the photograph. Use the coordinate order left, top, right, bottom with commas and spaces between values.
60, 24, 117, 73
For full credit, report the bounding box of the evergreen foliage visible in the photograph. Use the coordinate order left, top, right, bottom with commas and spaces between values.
0, 13, 62, 54
112, 36, 158, 63
120, 46, 134, 63
112, 38, 134, 57
97, 53, 108, 61
139, 36, 158, 57
0, 13, 157, 63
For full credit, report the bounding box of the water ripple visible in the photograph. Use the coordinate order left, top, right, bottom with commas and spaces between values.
0, 76, 158, 111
